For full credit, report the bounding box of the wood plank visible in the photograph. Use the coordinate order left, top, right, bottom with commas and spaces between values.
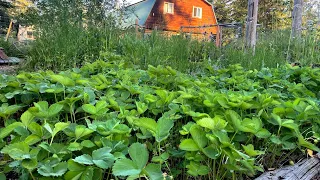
256, 154, 320, 180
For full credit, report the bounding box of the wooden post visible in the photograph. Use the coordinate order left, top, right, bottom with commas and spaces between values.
291, 0, 303, 38
245, 0, 253, 46
219, 26, 222, 47
216, 26, 221, 47
135, 19, 139, 37
246, 0, 259, 53
5, 20, 13, 42
251, 0, 258, 52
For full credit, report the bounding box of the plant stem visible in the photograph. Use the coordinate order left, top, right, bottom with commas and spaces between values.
213, 159, 216, 180
29, 170, 36, 180
50, 136, 54, 145
106, 168, 111, 180
158, 142, 161, 168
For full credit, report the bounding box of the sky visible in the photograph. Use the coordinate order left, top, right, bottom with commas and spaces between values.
127, 0, 142, 5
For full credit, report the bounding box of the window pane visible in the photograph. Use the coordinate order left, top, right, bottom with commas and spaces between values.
164, 3, 173, 13
194, 8, 197, 16
168, 4, 172, 13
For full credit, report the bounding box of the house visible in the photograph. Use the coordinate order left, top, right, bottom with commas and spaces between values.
122, 0, 220, 42
17, 25, 35, 42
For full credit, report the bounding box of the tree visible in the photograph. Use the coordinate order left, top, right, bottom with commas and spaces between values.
303, 0, 319, 31
211, 0, 233, 23
212, 0, 292, 30
0, 0, 12, 34
10, 0, 33, 16
291, 0, 303, 38
246, 0, 259, 51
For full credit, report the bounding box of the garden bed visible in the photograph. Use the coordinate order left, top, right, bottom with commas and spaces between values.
0, 61, 320, 179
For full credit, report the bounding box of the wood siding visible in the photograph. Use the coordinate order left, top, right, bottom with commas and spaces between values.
145, 0, 218, 34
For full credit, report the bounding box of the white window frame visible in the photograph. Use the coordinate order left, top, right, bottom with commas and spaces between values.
164, 2, 174, 14
192, 6, 202, 19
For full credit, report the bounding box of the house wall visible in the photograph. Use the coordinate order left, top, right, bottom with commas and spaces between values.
144, 29, 216, 42
17, 25, 35, 41
144, 0, 218, 34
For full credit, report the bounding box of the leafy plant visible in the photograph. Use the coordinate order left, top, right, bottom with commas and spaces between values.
1, 61, 320, 179
113, 143, 163, 179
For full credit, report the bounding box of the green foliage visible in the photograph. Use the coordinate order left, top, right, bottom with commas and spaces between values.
74, 147, 114, 169
0, 38, 24, 58
21, 0, 122, 71
12, 0, 318, 73
1, 60, 320, 179
212, 0, 293, 29
37, 158, 68, 177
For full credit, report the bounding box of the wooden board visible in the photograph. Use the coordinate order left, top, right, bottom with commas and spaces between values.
256, 154, 320, 180
0, 49, 9, 60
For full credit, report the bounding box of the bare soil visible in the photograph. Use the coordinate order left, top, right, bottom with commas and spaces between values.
0, 65, 17, 74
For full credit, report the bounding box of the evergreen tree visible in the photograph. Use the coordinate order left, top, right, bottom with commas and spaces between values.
211, 0, 233, 23
0, 0, 12, 34
212, 0, 292, 30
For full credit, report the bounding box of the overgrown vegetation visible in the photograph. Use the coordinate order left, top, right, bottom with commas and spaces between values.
0, 37, 25, 58
22, 28, 320, 73
0, 1, 320, 179
1, 60, 320, 179
21, 0, 122, 71
13, 0, 318, 72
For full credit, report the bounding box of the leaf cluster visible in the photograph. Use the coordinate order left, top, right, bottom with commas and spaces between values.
1, 61, 320, 179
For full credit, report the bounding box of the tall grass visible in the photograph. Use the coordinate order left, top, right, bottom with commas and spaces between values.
21, 0, 122, 72
211, 29, 319, 69
24, 23, 120, 71
105, 29, 319, 72
0, 37, 26, 58
19, 0, 319, 72
23, 26, 320, 72
113, 31, 214, 72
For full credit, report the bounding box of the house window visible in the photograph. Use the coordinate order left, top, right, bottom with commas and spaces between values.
164, 2, 174, 14
193, 7, 202, 18
27, 31, 34, 39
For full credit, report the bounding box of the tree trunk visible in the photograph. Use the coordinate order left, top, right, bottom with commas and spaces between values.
291, 0, 303, 38
250, 0, 258, 50
246, 0, 259, 52
318, 2, 320, 27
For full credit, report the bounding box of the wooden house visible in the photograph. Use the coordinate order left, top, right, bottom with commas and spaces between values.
122, 0, 220, 42
17, 25, 35, 41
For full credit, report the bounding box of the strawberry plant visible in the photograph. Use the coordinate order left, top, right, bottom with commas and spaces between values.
0, 60, 320, 179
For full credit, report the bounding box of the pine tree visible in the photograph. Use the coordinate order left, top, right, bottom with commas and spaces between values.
0, 0, 12, 33
211, 0, 233, 23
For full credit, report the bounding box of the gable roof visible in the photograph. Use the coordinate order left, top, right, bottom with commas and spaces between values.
121, 0, 156, 28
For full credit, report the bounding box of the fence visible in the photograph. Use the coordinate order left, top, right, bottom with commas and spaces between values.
180, 23, 243, 47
